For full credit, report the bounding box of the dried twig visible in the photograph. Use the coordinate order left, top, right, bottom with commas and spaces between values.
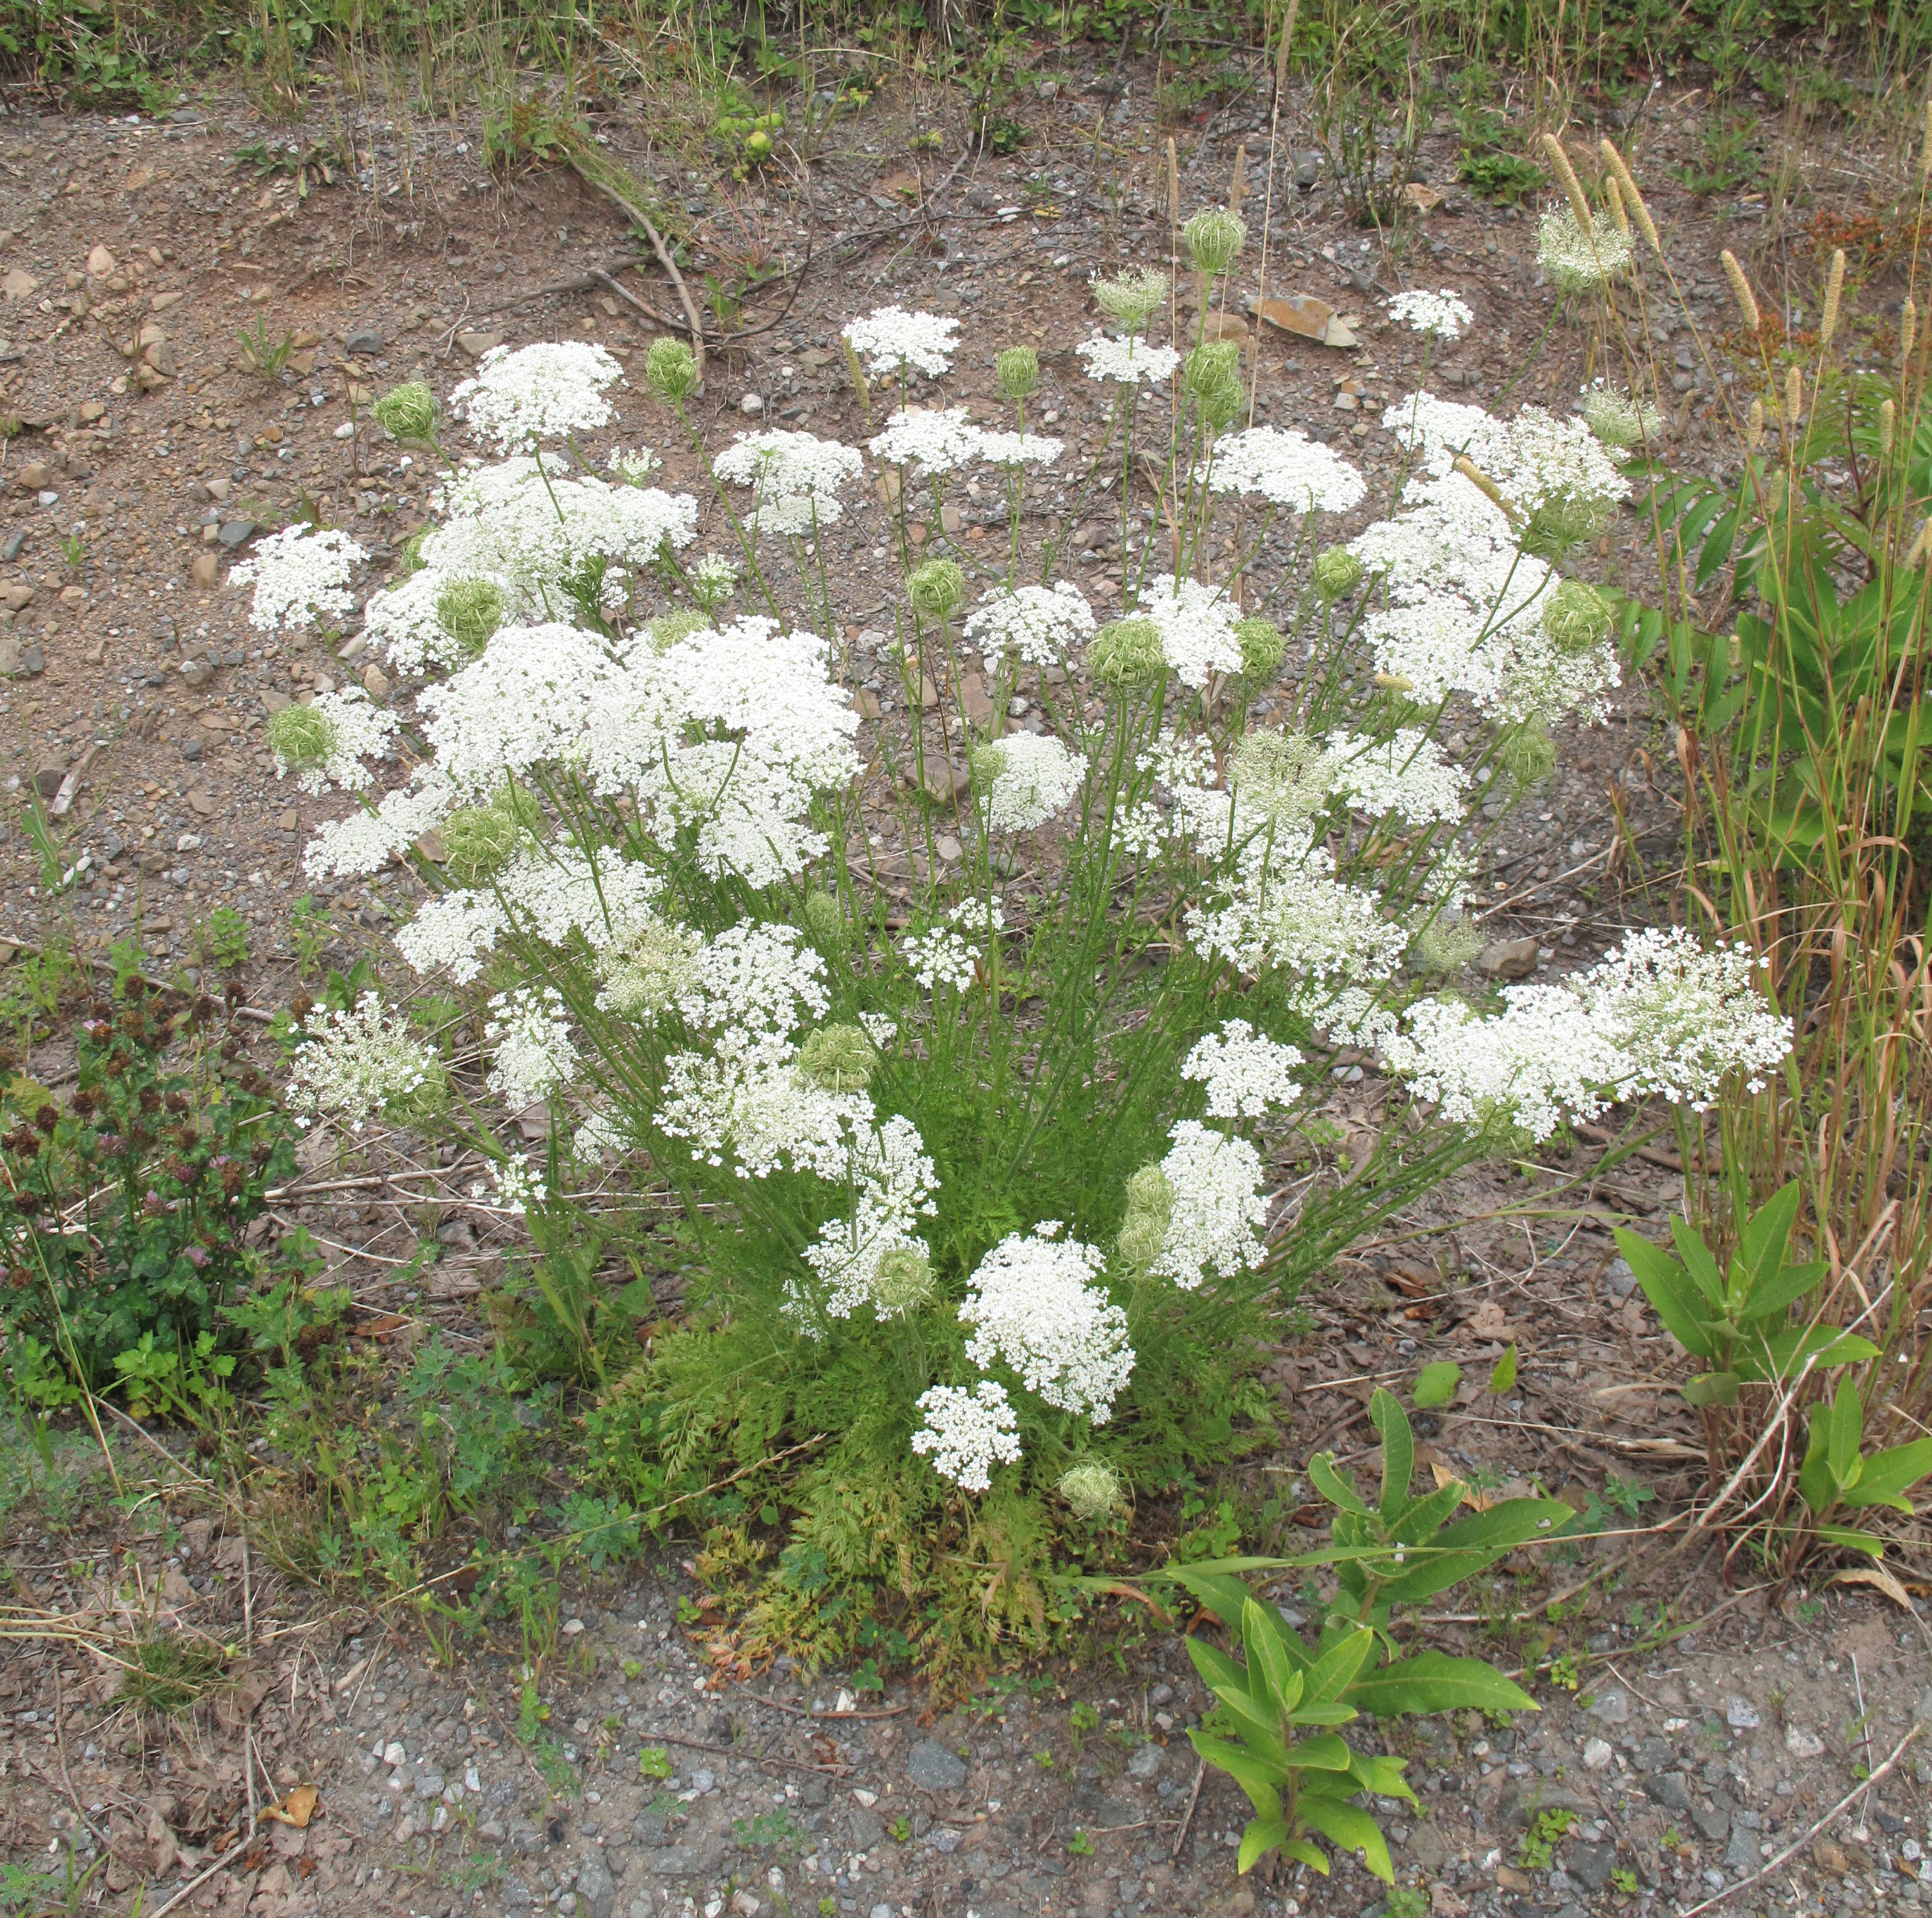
1171, 1757, 1206, 1861
568, 158, 706, 391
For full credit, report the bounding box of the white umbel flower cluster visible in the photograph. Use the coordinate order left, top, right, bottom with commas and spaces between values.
1205, 426, 1367, 515
981, 734, 1085, 833
843, 306, 959, 378
964, 583, 1096, 669
1385, 287, 1475, 339
868, 407, 983, 474
450, 340, 624, 449
1384, 928, 1790, 1141
1075, 334, 1182, 386
1181, 1019, 1305, 1120
1139, 576, 1246, 687
483, 984, 578, 1109
1325, 728, 1470, 826
910, 1380, 1022, 1492
230, 525, 366, 633
1152, 1120, 1269, 1289
975, 429, 1064, 467
961, 1225, 1134, 1423
286, 992, 441, 1133
714, 429, 862, 530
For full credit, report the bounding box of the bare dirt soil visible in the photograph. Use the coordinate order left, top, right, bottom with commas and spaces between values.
2, 51, 1931, 1918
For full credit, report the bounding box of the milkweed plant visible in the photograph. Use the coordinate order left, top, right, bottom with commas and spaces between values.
244, 222, 1788, 1672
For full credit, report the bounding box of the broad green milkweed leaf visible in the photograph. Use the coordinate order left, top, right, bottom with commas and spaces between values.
1238, 1818, 1290, 1875
1839, 1437, 1932, 1512
1615, 1228, 1717, 1358
1296, 1794, 1395, 1884
1487, 1345, 1517, 1395
1372, 1388, 1414, 1520
1412, 1360, 1461, 1407
1310, 1452, 1371, 1517
1345, 1650, 1538, 1719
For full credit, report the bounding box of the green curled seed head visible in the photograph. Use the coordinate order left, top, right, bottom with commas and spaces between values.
996, 346, 1040, 401
908, 558, 967, 622
1501, 720, 1557, 787
1312, 545, 1364, 601
646, 607, 711, 654
1087, 617, 1165, 690
1541, 579, 1614, 656
1123, 1163, 1175, 1226
1058, 1459, 1126, 1520
802, 888, 845, 951
871, 1244, 936, 1318
645, 336, 698, 403
1183, 208, 1247, 275
1234, 616, 1286, 680
372, 381, 438, 443
436, 577, 503, 658
268, 703, 337, 775
795, 1022, 876, 1093
440, 804, 526, 887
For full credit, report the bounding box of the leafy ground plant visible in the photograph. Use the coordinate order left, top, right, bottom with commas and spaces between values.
1163, 1389, 1556, 1881
1, 975, 304, 1395
1602, 120, 1932, 1578
247, 215, 1792, 1678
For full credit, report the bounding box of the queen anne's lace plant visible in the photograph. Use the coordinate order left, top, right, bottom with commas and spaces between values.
1181, 1020, 1305, 1120
422, 460, 698, 613
1580, 381, 1664, 456
911, 1380, 1022, 1492
1075, 334, 1182, 387
286, 992, 443, 1132
1151, 1121, 1269, 1289
963, 583, 1096, 669
1347, 461, 1619, 722
1536, 206, 1633, 294
476, 1151, 544, 1215
868, 407, 983, 474
1384, 928, 1790, 1141
903, 927, 979, 992
961, 1226, 1133, 1423
1380, 393, 1631, 521
229, 525, 366, 633
450, 340, 624, 449
269, 687, 398, 796
1206, 427, 1366, 515
843, 306, 959, 379
1386, 287, 1476, 339
483, 984, 578, 1109
979, 734, 1085, 833
1186, 837, 1411, 986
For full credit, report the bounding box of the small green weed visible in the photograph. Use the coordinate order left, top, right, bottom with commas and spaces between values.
1068, 1827, 1096, 1857
238, 313, 295, 381
121, 1634, 227, 1714
1384, 1888, 1430, 1918
1519, 1807, 1577, 1870
286, 896, 336, 978
192, 905, 250, 971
